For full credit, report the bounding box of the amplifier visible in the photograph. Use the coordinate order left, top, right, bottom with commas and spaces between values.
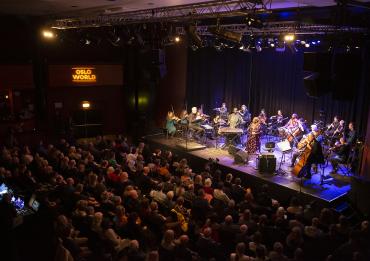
258, 154, 276, 173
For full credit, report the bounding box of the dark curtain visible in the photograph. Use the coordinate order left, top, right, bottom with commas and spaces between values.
186, 48, 252, 113
186, 47, 370, 137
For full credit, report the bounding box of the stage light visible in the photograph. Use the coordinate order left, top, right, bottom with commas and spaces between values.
42, 29, 55, 39
255, 43, 262, 52
284, 34, 295, 42
270, 43, 275, 47
305, 43, 310, 48
174, 36, 180, 43
5, 95, 9, 99
81, 101, 91, 109
300, 40, 306, 45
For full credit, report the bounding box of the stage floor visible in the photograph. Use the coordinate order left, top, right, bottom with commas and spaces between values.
146, 134, 352, 206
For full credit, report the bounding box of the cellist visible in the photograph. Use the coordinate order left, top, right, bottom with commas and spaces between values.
290, 125, 325, 179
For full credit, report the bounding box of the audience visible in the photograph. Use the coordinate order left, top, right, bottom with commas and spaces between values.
0, 134, 369, 261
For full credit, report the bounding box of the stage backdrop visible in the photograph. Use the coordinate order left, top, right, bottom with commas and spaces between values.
186, 47, 370, 137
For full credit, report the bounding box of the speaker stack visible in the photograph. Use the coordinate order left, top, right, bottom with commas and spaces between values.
228, 145, 249, 164
258, 153, 276, 173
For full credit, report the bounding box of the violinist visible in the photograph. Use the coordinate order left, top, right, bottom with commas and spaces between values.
188, 107, 205, 136
291, 125, 324, 178
179, 110, 189, 125
166, 111, 179, 137
329, 137, 350, 174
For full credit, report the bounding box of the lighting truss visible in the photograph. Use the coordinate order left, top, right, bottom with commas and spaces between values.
175, 22, 369, 36
51, 0, 272, 29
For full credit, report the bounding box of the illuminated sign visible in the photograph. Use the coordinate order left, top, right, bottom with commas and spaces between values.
72, 67, 97, 83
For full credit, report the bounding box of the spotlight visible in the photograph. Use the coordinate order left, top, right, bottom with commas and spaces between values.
5, 95, 9, 99
305, 43, 310, 48
300, 40, 306, 45
284, 34, 295, 42
81, 101, 91, 110
275, 40, 285, 52
270, 43, 275, 47
174, 36, 180, 43
255, 43, 262, 52
42, 29, 55, 39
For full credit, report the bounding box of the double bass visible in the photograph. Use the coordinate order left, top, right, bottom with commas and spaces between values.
292, 133, 316, 177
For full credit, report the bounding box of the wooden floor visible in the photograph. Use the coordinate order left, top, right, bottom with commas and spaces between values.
146, 134, 352, 207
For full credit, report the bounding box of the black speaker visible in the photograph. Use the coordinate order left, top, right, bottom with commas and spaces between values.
228, 145, 240, 156
234, 150, 248, 164
258, 154, 276, 173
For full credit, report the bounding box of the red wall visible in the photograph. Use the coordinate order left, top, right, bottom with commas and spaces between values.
155, 43, 188, 127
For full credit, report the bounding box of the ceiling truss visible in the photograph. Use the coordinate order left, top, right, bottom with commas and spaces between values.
51, 0, 272, 29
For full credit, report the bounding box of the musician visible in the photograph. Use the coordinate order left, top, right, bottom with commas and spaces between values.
329, 137, 350, 174
284, 114, 302, 131
280, 114, 304, 144
298, 118, 309, 134
276, 110, 284, 124
259, 108, 267, 125
291, 125, 324, 178
219, 102, 228, 120
239, 105, 251, 124
327, 119, 345, 145
327, 116, 340, 136
228, 108, 243, 129
246, 117, 262, 154
179, 110, 189, 125
166, 111, 179, 136
188, 107, 205, 136
345, 122, 356, 146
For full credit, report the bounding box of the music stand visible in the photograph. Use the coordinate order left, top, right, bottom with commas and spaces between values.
276, 140, 291, 176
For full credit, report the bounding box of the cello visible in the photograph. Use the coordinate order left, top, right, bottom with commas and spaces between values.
292, 133, 315, 177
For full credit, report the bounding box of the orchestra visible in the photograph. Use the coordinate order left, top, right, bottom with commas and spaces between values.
164, 104, 358, 179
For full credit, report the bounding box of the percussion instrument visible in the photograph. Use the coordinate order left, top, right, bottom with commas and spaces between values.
218, 127, 243, 135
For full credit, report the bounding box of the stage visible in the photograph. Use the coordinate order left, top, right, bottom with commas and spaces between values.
146, 134, 352, 208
